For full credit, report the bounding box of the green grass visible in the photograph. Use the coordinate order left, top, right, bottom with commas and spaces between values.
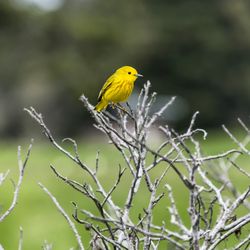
0, 129, 249, 249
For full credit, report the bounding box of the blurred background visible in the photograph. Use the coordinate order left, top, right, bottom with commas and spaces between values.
0, 0, 249, 138
0, 0, 250, 249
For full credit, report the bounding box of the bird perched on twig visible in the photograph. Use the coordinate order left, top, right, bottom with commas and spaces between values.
94, 66, 143, 112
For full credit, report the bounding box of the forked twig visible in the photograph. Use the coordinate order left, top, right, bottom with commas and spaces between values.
24, 82, 250, 249
0, 140, 33, 223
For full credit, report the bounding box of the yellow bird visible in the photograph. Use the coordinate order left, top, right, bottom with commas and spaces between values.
94, 66, 143, 112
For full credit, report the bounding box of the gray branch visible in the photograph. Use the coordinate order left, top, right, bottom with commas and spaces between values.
38, 182, 84, 250
0, 141, 33, 223
24, 81, 250, 249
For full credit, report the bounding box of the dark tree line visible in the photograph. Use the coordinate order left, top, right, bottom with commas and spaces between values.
0, 0, 249, 137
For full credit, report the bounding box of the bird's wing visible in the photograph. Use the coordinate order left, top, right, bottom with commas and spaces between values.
97, 75, 115, 102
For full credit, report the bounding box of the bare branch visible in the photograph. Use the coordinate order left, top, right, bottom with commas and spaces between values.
228, 158, 250, 179
101, 165, 126, 207
0, 170, 10, 186
208, 213, 250, 250
18, 227, 23, 250
173, 149, 242, 163
0, 141, 33, 223
24, 82, 250, 249
237, 118, 250, 134
222, 124, 250, 155
165, 184, 190, 235
233, 233, 250, 250
146, 96, 176, 128
38, 182, 84, 250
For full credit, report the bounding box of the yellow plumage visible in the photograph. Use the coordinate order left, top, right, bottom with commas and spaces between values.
95, 66, 143, 112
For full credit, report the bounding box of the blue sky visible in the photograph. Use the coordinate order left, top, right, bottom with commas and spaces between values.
15, 0, 63, 11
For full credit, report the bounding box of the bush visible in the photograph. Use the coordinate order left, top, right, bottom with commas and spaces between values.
21, 82, 250, 249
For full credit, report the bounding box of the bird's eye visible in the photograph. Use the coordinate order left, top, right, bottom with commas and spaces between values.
128, 72, 131, 75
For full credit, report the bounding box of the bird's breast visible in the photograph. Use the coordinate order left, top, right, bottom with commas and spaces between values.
104, 79, 134, 103
121, 80, 134, 101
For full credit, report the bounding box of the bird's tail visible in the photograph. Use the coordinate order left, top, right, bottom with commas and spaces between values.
94, 100, 108, 112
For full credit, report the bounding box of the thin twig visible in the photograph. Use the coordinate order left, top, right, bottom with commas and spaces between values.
0, 141, 33, 223
25, 82, 250, 250
222, 125, 250, 155
233, 233, 250, 250
228, 158, 250, 179
38, 182, 85, 250
0, 170, 10, 186
18, 226, 23, 250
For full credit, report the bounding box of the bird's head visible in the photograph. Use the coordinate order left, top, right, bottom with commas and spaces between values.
115, 66, 143, 81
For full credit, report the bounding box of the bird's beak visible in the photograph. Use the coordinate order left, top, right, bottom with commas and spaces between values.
134, 73, 143, 77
